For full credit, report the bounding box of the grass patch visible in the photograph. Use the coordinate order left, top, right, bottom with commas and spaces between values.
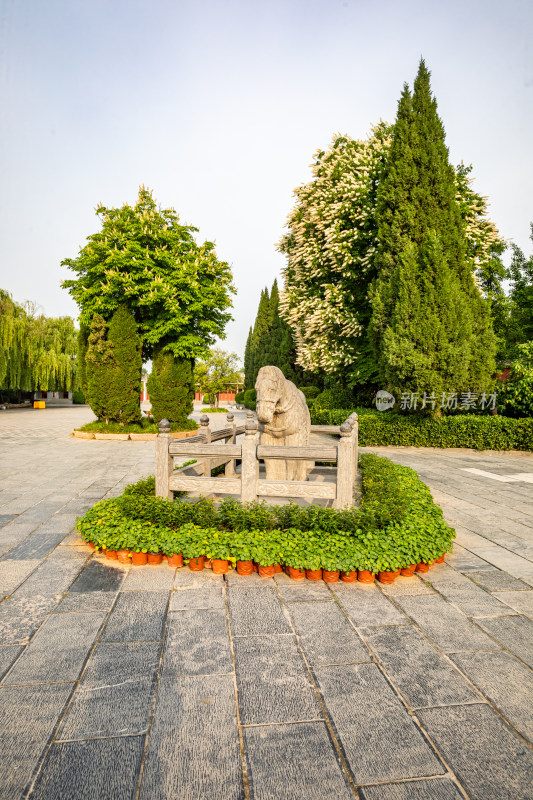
75, 418, 198, 434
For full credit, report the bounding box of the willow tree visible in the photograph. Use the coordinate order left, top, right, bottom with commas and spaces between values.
0, 290, 78, 395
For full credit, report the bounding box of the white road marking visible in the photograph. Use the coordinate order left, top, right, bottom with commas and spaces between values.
461, 468, 533, 483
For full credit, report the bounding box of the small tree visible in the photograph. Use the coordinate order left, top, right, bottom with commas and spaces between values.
106, 305, 142, 425
85, 314, 114, 422
195, 349, 242, 407
147, 349, 194, 425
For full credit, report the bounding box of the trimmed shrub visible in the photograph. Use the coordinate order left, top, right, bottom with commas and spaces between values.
106, 305, 142, 425
235, 391, 245, 404
244, 388, 256, 410
72, 391, 86, 404
311, 407, 533, 451
299, 386, 320, 399
148, 348, 194, 425
76, 453, 455, 572
314, 388, 354, 409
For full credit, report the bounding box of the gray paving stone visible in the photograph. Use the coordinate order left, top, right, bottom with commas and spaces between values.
274, 573, 334, 602
100, 591, 169, 642
120, 564, 175, 591
33, 514, 78, 534
139, 675, 244, 800
0, 593, 60, 644
14, 554, 88, 597
360, 779, 465, 800
467, 569, 531, 592
378, 576, 435, 596
57, 641, 161, 740
0, 514, 16, 526
450, 650, 533, 742
0, 682, 73, 798
224, 569, 273, 586
54, 585, 117, 612
417, 704, 533, 800
289, 601, 371, 665
69, 559, 127, 593
428, 579, 515, 617
492, 590, 533, 617
228, 586, 291, 636
29, 735, 144, 800
314, 663, 445, 784
161, 610, 232, 676
0, 559, 40, 595
174, 567, 224, 587
3, 611, 106, 684
244, 722, 353, 800
331, 582, 409, 627
0, 645, 23, 679
3, 532, 66, 561
170, 585, 226, 610
396, 596, 502, 652
234, 635, 322, 724
360, 625, 481, 708
445, 545, 494, 572
476, 615, 533, 667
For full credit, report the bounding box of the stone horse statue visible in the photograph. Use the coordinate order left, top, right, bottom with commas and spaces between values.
255, 366, 311, 481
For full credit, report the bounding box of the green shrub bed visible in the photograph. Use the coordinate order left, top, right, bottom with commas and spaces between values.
76, 454, 455, 573
311, 408, 533, 451
200, 407, 229, 413
75, 418, 198, 434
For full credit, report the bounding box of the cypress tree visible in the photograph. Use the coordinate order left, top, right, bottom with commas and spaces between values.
106, 305, 142, 425
85, 314, 114, 422
147, 348, 194, 425
77, 325, 89, 396
370, 59, 496, 401
243, 327, 253, 390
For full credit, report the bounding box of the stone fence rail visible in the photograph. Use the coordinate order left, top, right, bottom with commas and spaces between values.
155, 411, 358, 508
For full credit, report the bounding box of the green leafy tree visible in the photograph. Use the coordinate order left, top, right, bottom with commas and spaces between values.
370, 60, 497, 402
106, 305, 142, 425
61, 186, 235, 361
506, 225, 533, 353
147, 349, 194, 425
498, 342, 533, 418
194, 349, 242, 407
85, 314, 114, 422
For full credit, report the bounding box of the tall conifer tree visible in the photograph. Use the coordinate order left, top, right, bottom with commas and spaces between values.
86, 314, 114, 422
370, 60, 496, 401
106, 305, 142, 425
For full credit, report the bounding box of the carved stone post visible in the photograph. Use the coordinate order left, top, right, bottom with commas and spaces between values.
241, 415, 258, 503
155, 418, 172, 500
335, 421, 355, 509
348, 412, 359, 483
199, 414, 211, 476
225, 412, 237, 477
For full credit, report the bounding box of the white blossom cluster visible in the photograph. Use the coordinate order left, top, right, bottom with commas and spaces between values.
279, 126, 506, 378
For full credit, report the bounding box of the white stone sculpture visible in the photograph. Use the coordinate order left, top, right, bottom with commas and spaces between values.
255, 366, 311, 481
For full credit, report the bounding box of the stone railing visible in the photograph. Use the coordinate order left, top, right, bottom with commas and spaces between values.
155, 411, 358, 509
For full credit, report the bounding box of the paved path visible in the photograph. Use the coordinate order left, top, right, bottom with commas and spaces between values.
0, 408, 532, 800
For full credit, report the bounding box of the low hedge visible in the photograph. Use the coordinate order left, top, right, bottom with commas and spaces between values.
311, 408, 533, 451
75, 453, 455, 573
76, 418, 198, 434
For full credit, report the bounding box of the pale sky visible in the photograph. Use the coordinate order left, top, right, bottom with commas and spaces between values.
1, 0, 531, 362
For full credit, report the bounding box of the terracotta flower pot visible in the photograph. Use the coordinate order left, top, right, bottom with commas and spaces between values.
204, 559, 212, 569
212, 559, 229, 574
323, 570, 340, 583
131, 551, 148, 566
106, 550, 118, 560
147, 552, 163, 565
341, 570, 358, 582
117, 550, 131, 564
258, 564, 275, 578
415, 562, 430, 573
253, 562, 259, 572
237, 560, 254, 575
167, 553, 184, 568
378, 570, 399, 584
273, 564, 283, 574
400, 564, 416, 577
189, 556, 205, 572
436, 554, 445, 564
357, 570, 375, 583
288, 566, 306, 581
88, 541, 96, 550
306, 569, 323, 581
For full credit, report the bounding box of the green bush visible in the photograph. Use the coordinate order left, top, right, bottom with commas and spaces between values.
314, 388, 354, 409
72, 391, 86, 404
299, 386, 320, 399
148, 348, 194, 425
244, 388, 256, 410
76, 453, 455, 572
310, 407, 533, 451
201, 407, 228, 413
75, 418, 197, 434
498, 342, 533, 418
235, 391, 245, 404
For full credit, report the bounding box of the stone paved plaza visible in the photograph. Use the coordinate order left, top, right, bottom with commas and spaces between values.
0, 406, 532, 799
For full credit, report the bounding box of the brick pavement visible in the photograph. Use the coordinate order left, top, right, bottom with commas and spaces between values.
0, 407, 532, 799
